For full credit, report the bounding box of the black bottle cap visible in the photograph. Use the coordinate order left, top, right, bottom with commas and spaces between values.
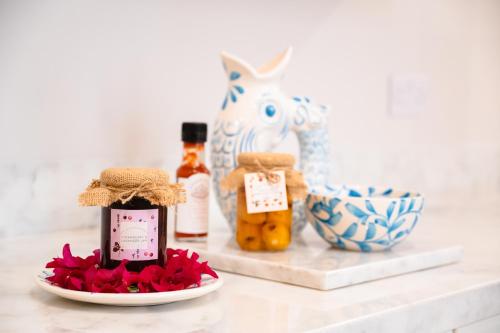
182, 122, 207, 143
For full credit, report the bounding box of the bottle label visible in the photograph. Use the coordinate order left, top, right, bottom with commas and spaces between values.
176, 173, 210, 234
110, 208, 159, 261
244, 171, 288, 213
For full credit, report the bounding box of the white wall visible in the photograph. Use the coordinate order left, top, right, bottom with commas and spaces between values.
1, 0, 499, 237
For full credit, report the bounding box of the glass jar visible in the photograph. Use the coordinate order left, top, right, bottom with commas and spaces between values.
222, 152, 307, 252
101, 196, 168, 271
79, 167, 185, 272
236, 187, 293, 251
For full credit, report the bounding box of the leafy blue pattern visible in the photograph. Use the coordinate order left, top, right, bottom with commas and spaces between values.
221, 70, 245, 110
306, 186, 424, 252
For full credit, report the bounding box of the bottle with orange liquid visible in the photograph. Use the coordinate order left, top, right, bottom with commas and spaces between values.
175, 122, 210, 242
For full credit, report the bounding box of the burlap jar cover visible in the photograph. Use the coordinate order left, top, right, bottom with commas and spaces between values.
79, 168, 185, 207
221, 152, 307, 200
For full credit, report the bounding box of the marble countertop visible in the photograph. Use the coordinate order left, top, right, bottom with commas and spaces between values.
2, 207, 500, 333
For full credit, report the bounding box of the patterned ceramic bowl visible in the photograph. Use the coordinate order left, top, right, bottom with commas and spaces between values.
305, 185, 424, 252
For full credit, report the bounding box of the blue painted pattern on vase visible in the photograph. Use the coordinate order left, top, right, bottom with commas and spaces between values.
222, 70, 245, 110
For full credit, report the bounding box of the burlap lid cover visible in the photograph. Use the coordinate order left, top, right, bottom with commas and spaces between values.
79, 168, 186, 207
221, 152, 307, 200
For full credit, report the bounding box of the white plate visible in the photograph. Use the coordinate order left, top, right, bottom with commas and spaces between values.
35, 270, 223, 306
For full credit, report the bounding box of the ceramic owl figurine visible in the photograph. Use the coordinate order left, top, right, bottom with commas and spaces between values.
211, 47, 330, 234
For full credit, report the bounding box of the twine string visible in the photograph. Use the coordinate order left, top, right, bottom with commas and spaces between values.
220, 155, 308, 201
250, 159, 286, 184
87, 179, 184, 205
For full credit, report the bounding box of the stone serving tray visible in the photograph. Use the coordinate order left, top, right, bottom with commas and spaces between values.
175, 229, 463, 290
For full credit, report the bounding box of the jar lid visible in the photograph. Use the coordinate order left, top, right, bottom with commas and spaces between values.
237, 152, 295, 168
79, 168, 185, 207
222, 152, 307, 200
100, 168, 168, 187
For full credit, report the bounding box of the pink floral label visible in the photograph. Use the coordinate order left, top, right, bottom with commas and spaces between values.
110, 209, 159, 261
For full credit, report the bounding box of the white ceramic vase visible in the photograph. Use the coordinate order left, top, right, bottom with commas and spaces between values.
210, 47, 330, 234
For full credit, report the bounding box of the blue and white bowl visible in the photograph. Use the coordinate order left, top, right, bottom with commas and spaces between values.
305, 185, 424, 252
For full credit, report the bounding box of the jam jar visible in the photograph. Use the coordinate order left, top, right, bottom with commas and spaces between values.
79, 167, 185, 271
101, 196, 168, 271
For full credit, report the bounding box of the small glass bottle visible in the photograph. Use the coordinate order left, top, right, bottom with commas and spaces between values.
175, 122, 210, 242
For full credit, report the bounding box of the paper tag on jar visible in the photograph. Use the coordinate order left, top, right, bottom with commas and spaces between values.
244, 171, 288, 213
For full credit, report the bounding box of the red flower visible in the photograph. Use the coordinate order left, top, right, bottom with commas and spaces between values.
136, 249, 218, 292
46, 243, 100, 270
137, 265, 167, 292
165, 249, 218, 287
88, 260, 139, 293
47, 267, 86, 291
45, 244, 100, 291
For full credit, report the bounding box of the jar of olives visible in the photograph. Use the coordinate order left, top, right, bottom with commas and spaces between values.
222, 153, 307, 251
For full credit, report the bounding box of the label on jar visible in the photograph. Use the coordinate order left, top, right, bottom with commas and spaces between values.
110, 209, 159, 261
244, 171, 288, 213
175, 173, 209, 234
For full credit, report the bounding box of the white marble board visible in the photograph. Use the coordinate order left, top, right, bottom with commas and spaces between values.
175, 229, 463, 290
